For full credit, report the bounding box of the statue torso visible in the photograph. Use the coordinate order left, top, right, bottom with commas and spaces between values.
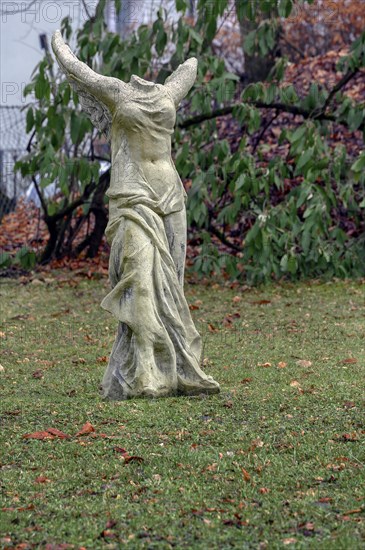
107, 80, 186, 220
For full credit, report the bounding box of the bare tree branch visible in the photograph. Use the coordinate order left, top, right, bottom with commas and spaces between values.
180, 68, 364, 130
252, 110, 280, 153
320, 68, 359, 114
179, 102, 336, 129
81, 0, 92, 21
31, 176, 48, 215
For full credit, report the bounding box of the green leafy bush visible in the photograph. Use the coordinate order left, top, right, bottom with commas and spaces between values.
12, 0, 365, 283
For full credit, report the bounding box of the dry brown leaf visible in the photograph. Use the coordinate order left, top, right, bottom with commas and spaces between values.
32, 370, 44, 379
123, 455, 144, 464
46, 428, 71, 439
318, 497, 332, 503
241, 468, 251, 482
278, 362, 287, 368
339, 432, 358, 442
35, 476, 51, 484
251, 438, 264, 449
72, 357, 86, 364
343, 401, 356, 409
75, 422, 95, 436
23, 431, 55, 440
341, 358, 357, 364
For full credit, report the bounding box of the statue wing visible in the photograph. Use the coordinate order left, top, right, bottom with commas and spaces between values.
51, 30, 126, 140
69, 82, 112, 140
164, 58, 198, 108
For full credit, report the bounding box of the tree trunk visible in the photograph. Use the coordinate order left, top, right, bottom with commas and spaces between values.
75, 170, 110, 258
235, 1, 279, 83
41, 218, 59, 263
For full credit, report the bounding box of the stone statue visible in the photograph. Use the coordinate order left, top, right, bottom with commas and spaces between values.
51, 31, 220, 399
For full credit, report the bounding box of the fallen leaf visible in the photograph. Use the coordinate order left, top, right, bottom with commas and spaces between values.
283, 538, 297, 545
260, 487, 270, 493
112, 447, 143, 463
23, 431, 55, 440
278, 362, 287, 368
342, 508, 363, 515
32, 370, 44, 379
72, 357, 86, 364
296, 360, 312, 367
240, 378, 252, 384
75, 422, 95, 436
290, 380, 301, 387
338, 433, 358, 442
251, 438, 264, 449
35, 476, 51, 484
46, 428, 71, 439
0, 364, 4, 372
341, 358, 357, 364
258, 362, 272, 367
114, 447, 128, 454
191, 508, 204, 516
223, 315, 233, 327
223, 400, 233, 408
100, 530, 116, 539
124, 455, 144, 464
343, 401, 356, 409
326, 462, 346, 471
96, 356, 108, 363
251, 300, 271, 305
105, 520, 117, 529
2, 504, 35, 512
208, 323, 218, 333
318, 497, 332, 503
298, 522, 315, 531
241, 468, 251, 481
232, 295, 241, 303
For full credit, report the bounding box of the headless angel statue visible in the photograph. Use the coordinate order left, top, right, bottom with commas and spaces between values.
51, 31, 220, 399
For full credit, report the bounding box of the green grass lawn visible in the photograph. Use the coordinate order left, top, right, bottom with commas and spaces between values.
0, 274, 364, 549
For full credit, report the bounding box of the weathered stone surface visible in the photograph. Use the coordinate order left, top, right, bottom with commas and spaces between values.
52, 30, 220, 399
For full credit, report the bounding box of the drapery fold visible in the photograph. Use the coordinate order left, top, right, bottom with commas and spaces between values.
100, 204, 220, 399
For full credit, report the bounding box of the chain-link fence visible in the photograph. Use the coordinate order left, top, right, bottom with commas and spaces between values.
0, 105, 32, 220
